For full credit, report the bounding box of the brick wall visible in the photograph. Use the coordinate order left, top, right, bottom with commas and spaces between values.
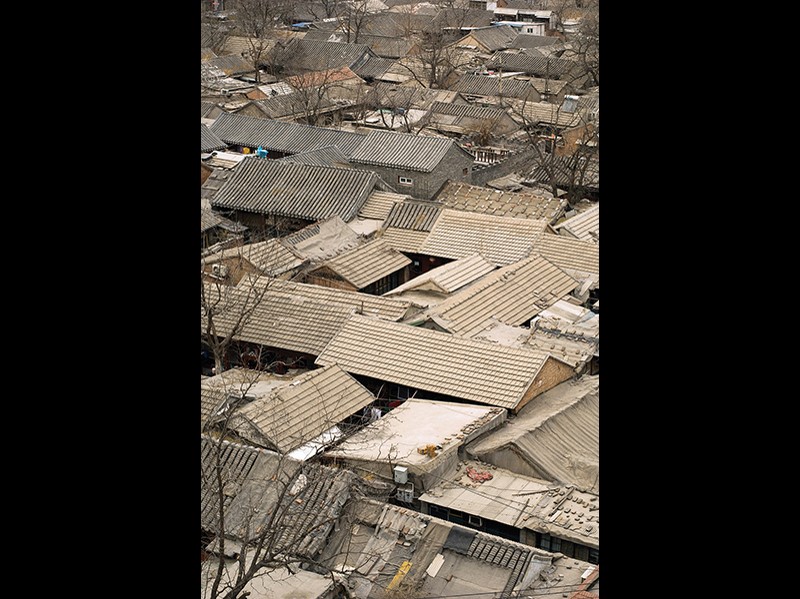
471, 145, 538, 187
515, 357, 575, 412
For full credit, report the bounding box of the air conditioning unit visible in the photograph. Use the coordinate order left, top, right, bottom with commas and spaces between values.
396, 483, 414, 503
211, 263, 229, 278
393, 466, 408, 484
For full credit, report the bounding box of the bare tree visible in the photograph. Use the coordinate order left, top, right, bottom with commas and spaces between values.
228, 0, 294, 84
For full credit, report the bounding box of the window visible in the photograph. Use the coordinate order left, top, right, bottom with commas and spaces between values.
398, 176, 413, 185
468, 514, 483, 527
462, 168, 468, 175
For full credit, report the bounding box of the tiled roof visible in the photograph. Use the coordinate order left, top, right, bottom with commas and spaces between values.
316, 314, 553, 410
205, 238, 305, 277
351, 54, 395, 80
452, 74, 536, 100
429, 101, 510, 122
369, 83, 462, 111
268, 279, 411, 321
527, 315, 599, 368
201, 124, 227, 153
383, 200, 442, 231
487, 52, 581, 79
209, 157, 378, 222
419, 209, 549, 266
456, 25, 519, 52
425, 254, 578, 337
202, 282, 355, 356
434, 180, 567, 223
517, 100, 584, 127
534, 233, 599, 276
247, 91, 337, 119
420, 461, 600, 548
284, 66, 362, 89
358, 190, 410, 221
200, 387, 226, 428
379, 228, 431, 254
201, 435, 354, 557
466, 375, 600, 492
275, 39, 374, 73
527, 155, 599, 190
209, 112, 367, 156
201, 101, 217, 118
528, 77, 570, 95
349, 129, 464, 173
510, 34, 561, 50
553, 204, 599, 243
203, 54, 255, 76
278, 145, 352, 168
387, 253, 497, 296
230, 365, 376, 453
313, 238, 411, 289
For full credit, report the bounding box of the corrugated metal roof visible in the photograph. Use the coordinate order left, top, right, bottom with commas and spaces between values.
434, 181, 566, 223
553, 204, 599, 243
420, 209, 549, 266
315, 238, 411, 289
534, 233, 599, 275
426, 254, 578, 337
358, 190, 409, 221
383, 201, 442, 231
315, 314, 552, 410
230, 365, 375, 453
209, 112, 367, 156
210, 157, 378, 222
267, 279, 411, 321
349, 129, 460, 173
387, 253, 497, 296
202, 282, 355, 356
201, 124, 227, 153
452, 74, 535, 100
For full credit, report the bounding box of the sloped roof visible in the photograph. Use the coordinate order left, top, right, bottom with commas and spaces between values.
275, 39, 375, 73
510, 34, 561, 49
246, 91, 338, 119
200, 435, 354, 557
423, 254, 578, 337
316, 314, 557, 410
351, 54, 396, 80
455, 25, 518, 52
209, 112, 367, 156
278, 145, 352, 168
228, 365, 375, 453
433, 7, 495, 30
221, 35, 278, 58
210, 157, 378, 222
452, 74, 536, 100
200, 387, 226, 429
526, 315, 599, 368
279, 215, 362, 261
429, 101, 512, 122
202, 282, 355, 356
358, 190, 410, 220
434, 180, 566, 223
284, 66, 363, 89
200, 208, 246, 235
311, 238, 411, 289
383, 200, 442, 231
349, 130, 467, 173
386, 253, 496, 296
419, 209, 549, 266
204, 238, 305, 277
369, 83, 463, 111
517, 100, 584, 127
466, 374, 599, 492
203, 53, 256, 76
379, 228, 431, 254
527, 155, 599, 190
267, 279, 411, 321
553, 203, 599, 243
201, 124, 227, 153
534, 233, 599, 277
487, 52, 581, 79
528, 77, 571, 95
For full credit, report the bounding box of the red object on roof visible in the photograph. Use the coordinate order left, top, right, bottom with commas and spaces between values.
466, 466, 493, 482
